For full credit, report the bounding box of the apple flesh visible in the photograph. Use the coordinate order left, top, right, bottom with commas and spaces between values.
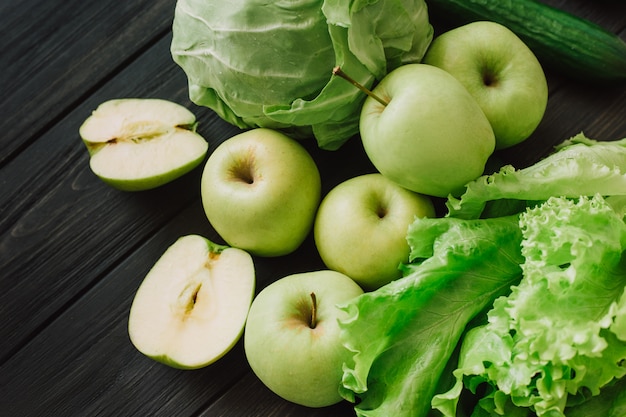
244, 270, 364, 408
358, 63, 495, 198
128, 235, 255, 369
79, 98, 208, 191
423, 21, 548, 150
314, 173, 435, 290
201, 128, 322, 257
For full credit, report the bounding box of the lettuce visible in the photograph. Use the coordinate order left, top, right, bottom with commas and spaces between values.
433, 195, 626, 417
447, 134, 626, 219
565, 375, 626, 417
339, 134, 626, 417
170, 0, 433, 150
338, 215, 524, 417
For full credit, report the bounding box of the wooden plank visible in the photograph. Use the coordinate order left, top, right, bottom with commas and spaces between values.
0, 1, 625, 417
0, 34, 240, 363
0, 139, 376, 416
2, 75, 623, 416
0, 0, 178, 167
0, 202, 252, 417
200, 372, 356, 417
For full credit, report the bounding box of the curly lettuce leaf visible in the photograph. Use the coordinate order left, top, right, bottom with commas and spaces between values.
447, 134, 626, 219
338, 215, 524, 417
433, 195, 626, 417
171, 0, 433, 150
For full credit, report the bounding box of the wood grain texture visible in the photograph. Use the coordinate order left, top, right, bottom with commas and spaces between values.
0, 202, 251, 417
0, 0, 625, 416
0, 0, 178, 167
199, 372, 357, 416
0, 35, 211, 362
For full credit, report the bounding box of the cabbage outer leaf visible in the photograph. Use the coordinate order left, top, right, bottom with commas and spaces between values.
171, 0, 433, 150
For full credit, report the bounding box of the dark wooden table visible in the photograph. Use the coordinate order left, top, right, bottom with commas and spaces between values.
1, 1, 625, 416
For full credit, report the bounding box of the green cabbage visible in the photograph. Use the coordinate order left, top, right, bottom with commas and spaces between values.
170, 0, 433, 150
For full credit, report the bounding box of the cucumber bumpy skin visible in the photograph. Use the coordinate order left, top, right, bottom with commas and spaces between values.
426, 0, 626, 82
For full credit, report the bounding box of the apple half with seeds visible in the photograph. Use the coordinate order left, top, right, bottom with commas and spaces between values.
128, 234, 255, 369
79, 98, 208, 191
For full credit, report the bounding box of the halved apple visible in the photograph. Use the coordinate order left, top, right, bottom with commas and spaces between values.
128, 235, 255, 369
79, 98, 208, 191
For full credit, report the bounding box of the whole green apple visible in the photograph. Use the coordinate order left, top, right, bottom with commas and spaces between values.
201, 128, 321, 257
314, 173, 435, 290
359, 63, 495, 198
79, 98, 208, 191
128, 235, 255, 369
244, 270, 364, 408
423, 21, 548, 150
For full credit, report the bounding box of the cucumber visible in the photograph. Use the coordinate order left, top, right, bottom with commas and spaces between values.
426, 0, 626, 82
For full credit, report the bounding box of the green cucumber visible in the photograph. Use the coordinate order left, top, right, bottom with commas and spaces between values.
426, 0, 626, 82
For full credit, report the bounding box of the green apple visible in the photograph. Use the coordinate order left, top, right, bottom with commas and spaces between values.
79, 98, 208, 191
314, 173, 435, 290
357, 63, 495, 198
201, 128, 322, 257
128, 235, 255, 369
244, 270, 364, 407
423, 21, 548, 150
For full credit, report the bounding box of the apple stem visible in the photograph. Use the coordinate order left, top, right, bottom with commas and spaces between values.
309, 292, 318, 329
332, 66, 389, 107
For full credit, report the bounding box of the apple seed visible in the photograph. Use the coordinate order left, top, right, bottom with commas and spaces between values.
178, 280, 203, 317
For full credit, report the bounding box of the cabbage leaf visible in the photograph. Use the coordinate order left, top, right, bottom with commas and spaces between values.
170, 0, 433, 150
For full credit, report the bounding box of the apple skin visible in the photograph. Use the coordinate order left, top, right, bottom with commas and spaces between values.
128, 235, 255, 370
314, 173, 435, 290
244, 270, 364, 408
201, 128, 322, 257
423, 21, 548, 150
359, 63, 495, 198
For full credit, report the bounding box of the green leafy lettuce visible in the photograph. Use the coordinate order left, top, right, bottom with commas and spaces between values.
339, 134, 626, 417
565, 375, 626, 417
338, 215, 525, 417
433, 195, 626, 417
170, 0, 433, 150
447, 134, 626, 219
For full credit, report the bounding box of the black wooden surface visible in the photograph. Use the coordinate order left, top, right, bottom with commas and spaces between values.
0, 1, 625, 416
